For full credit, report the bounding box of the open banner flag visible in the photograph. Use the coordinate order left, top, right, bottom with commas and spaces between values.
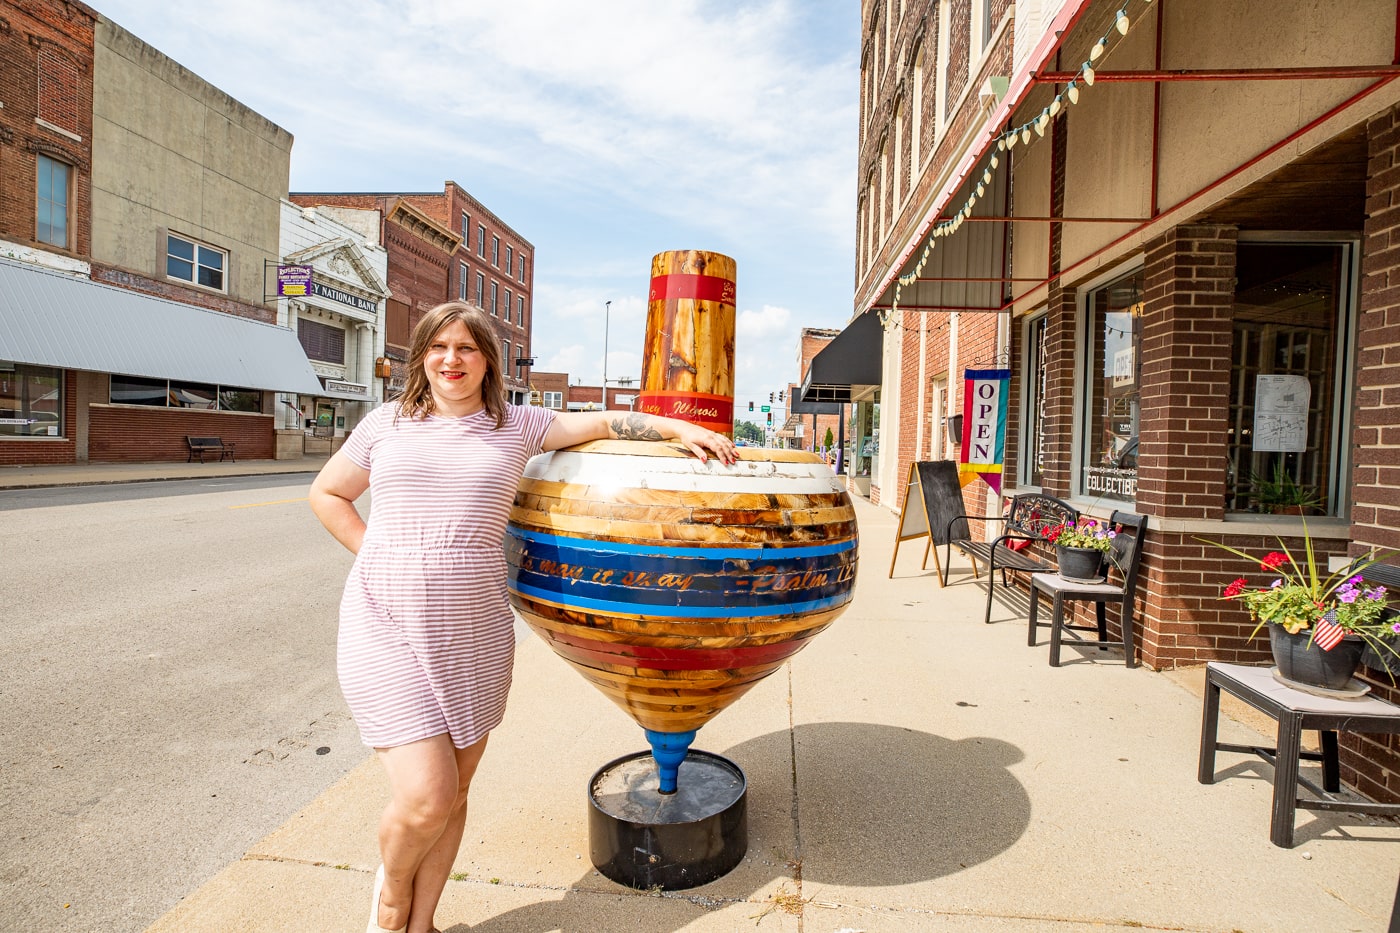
959, 368, 1010, 494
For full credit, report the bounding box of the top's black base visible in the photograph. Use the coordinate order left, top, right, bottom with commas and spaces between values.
587, 749, 747, 890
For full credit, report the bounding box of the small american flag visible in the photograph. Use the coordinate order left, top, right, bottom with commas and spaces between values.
1312, 610, 1346, 651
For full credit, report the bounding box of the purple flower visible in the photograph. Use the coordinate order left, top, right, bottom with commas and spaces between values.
1338, 588, 1359, 604
1393, 622, 1400, 634
1271, 579, 1284, 589
1348, 575, 1364, 586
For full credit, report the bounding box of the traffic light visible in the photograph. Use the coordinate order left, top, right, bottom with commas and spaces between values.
769, 392, 774, 403
748, 401, 754, 411
766, 412, 772, 425
778, 391, 784, 401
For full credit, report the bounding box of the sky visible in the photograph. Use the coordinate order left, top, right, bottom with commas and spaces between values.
95, 0, 861, 417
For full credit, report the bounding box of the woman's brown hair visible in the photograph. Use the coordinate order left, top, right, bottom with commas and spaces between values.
395, 301, 508, 428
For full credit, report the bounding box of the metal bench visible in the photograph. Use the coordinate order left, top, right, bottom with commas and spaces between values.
942, 492, 1079, 624
185, 435, 235, 463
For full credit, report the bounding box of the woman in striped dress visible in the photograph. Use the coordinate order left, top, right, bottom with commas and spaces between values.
310, 301, 735, 933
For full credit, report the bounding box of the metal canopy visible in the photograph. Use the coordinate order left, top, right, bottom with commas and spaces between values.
0, 257, 323, 393
797, 311, 882, 405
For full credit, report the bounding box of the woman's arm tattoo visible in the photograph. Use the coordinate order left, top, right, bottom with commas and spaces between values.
610, 413, 665, 441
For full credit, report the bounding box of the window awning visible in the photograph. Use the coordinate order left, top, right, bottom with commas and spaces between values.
0, 256, 322, 393
797, 311, 882, 405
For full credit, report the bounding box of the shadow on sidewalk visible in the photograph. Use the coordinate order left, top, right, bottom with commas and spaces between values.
444, 721, 1028, 931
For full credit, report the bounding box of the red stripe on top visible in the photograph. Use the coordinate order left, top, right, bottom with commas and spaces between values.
545, 629, 805, 671
649, 273, 737, 306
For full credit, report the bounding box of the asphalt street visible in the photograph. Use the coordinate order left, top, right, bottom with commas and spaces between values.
1, 475, 372, 933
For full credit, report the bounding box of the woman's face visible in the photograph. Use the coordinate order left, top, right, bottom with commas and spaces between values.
423, 318, 489, 413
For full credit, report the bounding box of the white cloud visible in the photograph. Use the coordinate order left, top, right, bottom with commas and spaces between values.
97, 0, 858, 402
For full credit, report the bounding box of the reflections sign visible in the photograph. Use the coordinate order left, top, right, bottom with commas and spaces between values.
959, 368, 1009, 494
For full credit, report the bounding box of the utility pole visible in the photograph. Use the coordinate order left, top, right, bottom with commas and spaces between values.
602, 299, 611, 409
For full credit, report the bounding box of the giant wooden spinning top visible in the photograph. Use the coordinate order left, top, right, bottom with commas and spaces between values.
505, 250, 857, 888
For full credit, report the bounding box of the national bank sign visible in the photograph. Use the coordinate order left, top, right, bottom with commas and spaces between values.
311, 280, 378, 315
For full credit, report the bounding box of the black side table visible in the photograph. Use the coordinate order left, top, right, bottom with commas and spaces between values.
1198, 661, 1400, 847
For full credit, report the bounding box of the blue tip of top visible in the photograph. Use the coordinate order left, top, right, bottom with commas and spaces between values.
643, 729, 697, 794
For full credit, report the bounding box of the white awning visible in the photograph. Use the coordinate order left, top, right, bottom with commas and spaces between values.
0, 256, 322, 393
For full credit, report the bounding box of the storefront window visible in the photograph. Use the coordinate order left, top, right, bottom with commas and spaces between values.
112, 375, 263, 412
1080, 268, 1143, 502
1021, 314, 1048, 488
1225, 240, 1351, 515
0, 362, 62, 437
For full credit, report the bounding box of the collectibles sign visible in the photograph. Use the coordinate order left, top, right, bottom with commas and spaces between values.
276, 264, 312, 297
959, 368, 1010, 494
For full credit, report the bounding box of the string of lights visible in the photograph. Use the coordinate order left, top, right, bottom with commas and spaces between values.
881, 0, 1155, 329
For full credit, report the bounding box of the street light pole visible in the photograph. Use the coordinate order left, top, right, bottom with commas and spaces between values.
602, 299, 611, 410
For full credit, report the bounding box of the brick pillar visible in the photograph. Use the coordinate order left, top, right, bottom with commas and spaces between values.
1134, 224, 1239, 671
1334, 103, 1400, 804
1137, 225, 1237, 521
1039, 281, 1077, 497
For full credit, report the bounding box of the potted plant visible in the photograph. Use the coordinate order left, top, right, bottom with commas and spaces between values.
1044, 517, 1116, 583
1203, 526, 1397, 691
1247, 462, 1324, 515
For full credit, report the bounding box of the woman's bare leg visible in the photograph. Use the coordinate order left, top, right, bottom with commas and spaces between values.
373, 734, 488, 932
404, 739, 488, 932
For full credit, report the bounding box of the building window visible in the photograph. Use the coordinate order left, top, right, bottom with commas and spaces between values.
504, 288, 512, 319
517, 255, 525, 283
980, 0, 994, 49
1079, 267, 1143, 503
517, 295, 526, 326
1226, 239, 1354, 516
1020, 313, 1049, 488
459, 262, 469, 301
110, 374, 260, 411
477, 224, 486, 256
501, 339, 510, 370
542, 391, 563, 409
506, 245, 513, 273
475, 273, 484, 305
36, 155, 70, 249
461, 211, 469, 239
297, 318, 346, 364
0, 362, 62, 437
492, 235, 500, 267
490, 281, 499, 315
167, 233, 226, 292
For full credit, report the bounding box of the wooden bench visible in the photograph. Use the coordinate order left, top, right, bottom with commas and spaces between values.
941, 492, 1079, 624
185, 435, 236, 463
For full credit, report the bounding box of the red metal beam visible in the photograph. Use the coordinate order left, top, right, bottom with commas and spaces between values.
944, 215, 1147, 223
1035, 66, 1400, 82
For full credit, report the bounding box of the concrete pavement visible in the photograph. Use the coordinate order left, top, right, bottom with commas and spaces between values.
10, 460, 1400, 930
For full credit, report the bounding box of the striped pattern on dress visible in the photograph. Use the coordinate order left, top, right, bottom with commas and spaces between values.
335, 402, 557, 749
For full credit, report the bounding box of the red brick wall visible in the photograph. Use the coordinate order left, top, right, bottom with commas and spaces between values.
0, 0, 96, 259
88, 406, 273, 462
89, 262, 275, 323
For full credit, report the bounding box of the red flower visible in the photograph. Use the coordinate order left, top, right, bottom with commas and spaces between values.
1223, 577, 1248, 598
1044, 524, 1065, 543
1261, 551, 1290, 571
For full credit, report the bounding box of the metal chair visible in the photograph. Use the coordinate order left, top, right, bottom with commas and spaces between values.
1026, 511, 1148, 667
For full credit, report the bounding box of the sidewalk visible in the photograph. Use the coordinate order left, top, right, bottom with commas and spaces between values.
0, 455, 330, 490
111, 488, 1400, 931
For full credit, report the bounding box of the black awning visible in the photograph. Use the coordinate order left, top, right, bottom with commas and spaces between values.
797, 311, 882, 405
789, 395, 841, 414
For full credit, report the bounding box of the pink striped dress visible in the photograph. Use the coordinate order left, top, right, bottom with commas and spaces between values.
336, 402, 557, 749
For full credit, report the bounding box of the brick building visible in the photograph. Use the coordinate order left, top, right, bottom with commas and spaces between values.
0, 2, 320, 465
292, 182, 536, 404
818, 0, 1400, 803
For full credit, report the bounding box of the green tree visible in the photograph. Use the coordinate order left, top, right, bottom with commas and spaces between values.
823, 426, 834, 449
734, 420, 763, 444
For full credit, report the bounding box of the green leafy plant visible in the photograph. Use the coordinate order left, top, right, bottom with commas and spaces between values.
1247, 461, 1324, 513
1043, 516, 1116, 553
1199, 523, 1397, 660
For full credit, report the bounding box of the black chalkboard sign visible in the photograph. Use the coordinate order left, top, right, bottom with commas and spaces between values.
889, 460, 966, 580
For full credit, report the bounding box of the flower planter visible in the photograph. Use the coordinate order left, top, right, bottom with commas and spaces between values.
1267, 623, 1365, 691
1055, 545, 1105, 583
